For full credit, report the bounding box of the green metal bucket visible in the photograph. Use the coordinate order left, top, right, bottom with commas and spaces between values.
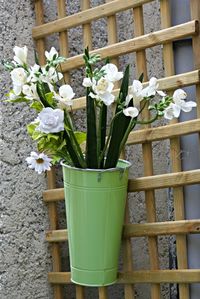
62, 159, 131, 286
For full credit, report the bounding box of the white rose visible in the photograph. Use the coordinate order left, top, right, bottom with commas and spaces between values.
13, 46, 28, 65
11, 67, 28, 95
36, 107, 64, 133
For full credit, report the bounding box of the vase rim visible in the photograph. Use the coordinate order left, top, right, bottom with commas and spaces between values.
61, 159, 132, 173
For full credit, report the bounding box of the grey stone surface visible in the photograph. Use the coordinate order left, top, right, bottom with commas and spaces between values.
1, 0, 173, 298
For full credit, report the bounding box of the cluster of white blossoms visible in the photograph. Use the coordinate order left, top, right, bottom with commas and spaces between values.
83, 63, 123, 106
6, 46, 197, 174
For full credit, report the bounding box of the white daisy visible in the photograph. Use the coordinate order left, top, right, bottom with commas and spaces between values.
26, 152, 52, 174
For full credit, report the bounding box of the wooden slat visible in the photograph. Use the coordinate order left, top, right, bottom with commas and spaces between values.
191, 0, 200, 119
34, 0, 46, 64
117, 270, 200, 284
48, 270, 200, 284
161, 1, 190, 298
124, 220, 200, 238
60, 20, 198, 72
46, 170, 63, 299
45, 220, 200, 242
32, 0, 153, 39
127, 119, 200, 145
71, 70, 200, 111
43, 169, 200, 202
133, 5, 160, 298
128, 169, 200, 192
57, 0, 70, 83
34, 2, 63, 299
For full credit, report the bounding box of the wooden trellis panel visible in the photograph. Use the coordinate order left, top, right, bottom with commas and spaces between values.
33, 0, 200, 298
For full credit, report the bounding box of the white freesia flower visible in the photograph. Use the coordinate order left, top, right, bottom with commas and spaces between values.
54, 84, 75, 107
141, 77, 166, 97
11, 67, 28, 95
90, 77, 115, 106
26, 151, 52, 174
27, 64, 41, 83
45, 47, 58, 61
13, 46, 28, 65
22, 83, 40, 101
123, 107, 139, 118
82, 77, 93, 87
101, 63, 123, 82
164, 89, 197, 120
164, 103, 181, 120
36, 107, 64, 133
41, 66, 63, 85
126, 80, 144, 108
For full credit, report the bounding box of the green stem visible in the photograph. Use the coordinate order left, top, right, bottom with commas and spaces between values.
135, 113, 158, 125
118, 120, 136, 157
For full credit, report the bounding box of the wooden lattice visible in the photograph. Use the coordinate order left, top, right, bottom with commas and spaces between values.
33, 0, 200, 298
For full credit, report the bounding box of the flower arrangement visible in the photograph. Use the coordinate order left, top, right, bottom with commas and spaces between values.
4, 46, 197, 173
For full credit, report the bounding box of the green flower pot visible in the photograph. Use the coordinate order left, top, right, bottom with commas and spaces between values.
61, 159, 131, 286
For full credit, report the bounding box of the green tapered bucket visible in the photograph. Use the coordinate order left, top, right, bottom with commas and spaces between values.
62, 159, 131, 286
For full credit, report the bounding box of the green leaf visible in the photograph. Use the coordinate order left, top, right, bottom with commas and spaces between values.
45, 92, 55, 107
30, 101, 43, 111
74, 131, 86, 145
85, 89, 98, 168
46, 134, 60, 141
138, 72, 144, 83
105, 65, 131, 168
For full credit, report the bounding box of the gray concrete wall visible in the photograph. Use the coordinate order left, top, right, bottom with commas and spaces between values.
1, 1, 174, 298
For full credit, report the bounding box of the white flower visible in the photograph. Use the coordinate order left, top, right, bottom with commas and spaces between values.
13, 46, 28, 65
45, 47, 58, 61
11, 67, 28, 95
36, 107, 64, 133
54, 84, 75, 107
101, 63, 123, 82
173, 89, 187, 102
26, 151, 52, 174
22, 83, 40, 101
90, 77, 115, 106
164, 103, 181, 120
141, 77, 166, 97
27, 64, 41, 83
82, 77, 93, 87
126, 80, 144, 108
123, 107, 139, 118
172, 89, 196, 113
164, 89, 197, 120
41, 66, 63, 85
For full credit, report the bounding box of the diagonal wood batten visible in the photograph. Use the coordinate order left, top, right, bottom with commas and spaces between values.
32, 0, 200, 298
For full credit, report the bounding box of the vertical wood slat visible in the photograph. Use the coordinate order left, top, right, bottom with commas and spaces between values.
57, 0, 70, 83
106, 1, 135, 297
160, 1, 190, 299
190, 0, 200, 121
47, 170, 63, 299
133, 5, 161, 299
34, 1, 63, 299
34, 0, 46, 64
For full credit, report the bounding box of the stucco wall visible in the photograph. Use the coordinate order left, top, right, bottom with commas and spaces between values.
1, 1, 172, 298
